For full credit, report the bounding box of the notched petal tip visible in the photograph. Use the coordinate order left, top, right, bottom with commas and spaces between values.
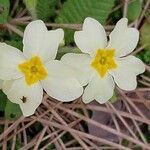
116, 18, 128, 27
82, 74, 115, 104
53, 28, 64, 42
83, 17, 103, 31
20, 104, 38, 117
26, 20, 45, 28
136, 58, 146, 74
141, 63, 146, 74
84, 17, 98, 24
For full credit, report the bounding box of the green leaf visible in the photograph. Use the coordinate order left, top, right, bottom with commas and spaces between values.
56, 46, 82, 60
56, 0, 115, 44
5, 40, 23, 50
5, 32, 23, 50
15, 137, 23, 149
137, 49, 150, 63
127, 0, 142, 22
133, 147, 143, 150
109, 91, 117, 103
5, 100, 22, 120
148, 125, 150, 132
0, 0, 10, 24
121, 139, 129, 147
140, 21, 150, 51
0, 90, 7, 111
24, 0, 37, 20
24, 0, 56, 21
36, 0, 56, 21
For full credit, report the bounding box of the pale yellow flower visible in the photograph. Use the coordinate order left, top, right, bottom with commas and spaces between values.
61, 17, 145, 104
0, 20, 83, 116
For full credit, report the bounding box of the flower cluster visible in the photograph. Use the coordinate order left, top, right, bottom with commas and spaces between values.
0, 18, 145, 116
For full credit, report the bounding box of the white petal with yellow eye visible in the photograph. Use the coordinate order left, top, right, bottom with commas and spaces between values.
61, 53, 93, 86
6, 78, 43, 116
109, 55, 145, 91
0, 43, 25, 80
107, 18, 139, 57
74, 17, 107, 56
41, 60, 83, 102
82, 73, 115, 104
23, 20, 64, 62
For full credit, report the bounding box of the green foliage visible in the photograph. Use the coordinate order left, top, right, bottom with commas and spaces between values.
5, 100, 22, 120
24, 0, 37, 20
134, 147, 143, 150
127, 0, 142, 22
0, 90, 7, 111
47, 145, 55, 150
5, 32, 23, 50
140, 21, 150, 51
0, 0, 10, 24
24, 0, 56, 21
36, 0, 56, 21
121, 139, 129, 147
15, 137, 23, 149
5, 39, 23, 50
138, 49, 150, 63
56, 0, 115, 44
109, 91, 117, 103
56, 46, 82, 59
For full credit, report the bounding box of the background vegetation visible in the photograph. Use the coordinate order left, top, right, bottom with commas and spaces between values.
0, 0, 150, 149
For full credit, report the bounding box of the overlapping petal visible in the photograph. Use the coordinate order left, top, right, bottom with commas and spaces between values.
41, 60, 83, 101
61, 53, 93, 86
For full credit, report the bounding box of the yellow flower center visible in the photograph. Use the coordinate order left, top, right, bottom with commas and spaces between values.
18, 56, 48, 86
91, 49, 117, 78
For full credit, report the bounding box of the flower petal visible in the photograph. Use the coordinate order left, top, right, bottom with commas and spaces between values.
2, 80, 14, 95
109, 55, 145, 91
107, 18, 139, 57
5, 78, 43, 116
61, 53, 93, 86
82, 73, 115, 104
41, 60, 83, 102
0, 43, 25, 80
23, 20, 64, 62
74, 17, 107, 56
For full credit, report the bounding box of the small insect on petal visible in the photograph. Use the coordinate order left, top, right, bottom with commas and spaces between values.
20, 96, 27, 103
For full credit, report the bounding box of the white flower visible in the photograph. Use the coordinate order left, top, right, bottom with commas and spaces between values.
0, 20, 83, 116
61, 17, 145, 104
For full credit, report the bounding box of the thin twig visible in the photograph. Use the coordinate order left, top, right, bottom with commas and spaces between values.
136, 0, 150, 28
123, 0, 129, 17
5, 23, 23, 37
